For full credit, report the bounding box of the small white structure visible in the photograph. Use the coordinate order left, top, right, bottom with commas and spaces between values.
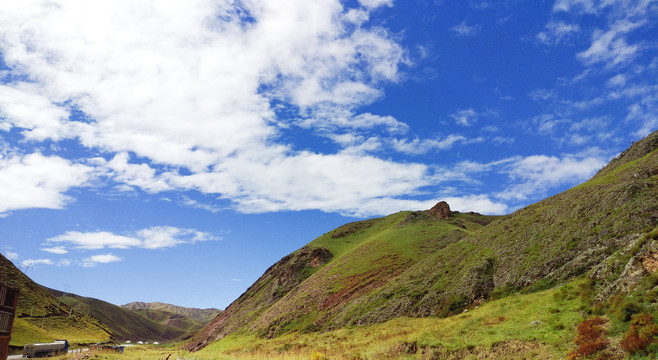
125, 341, 131, 344
153, 342, 159, 345
137, 341, 144, 345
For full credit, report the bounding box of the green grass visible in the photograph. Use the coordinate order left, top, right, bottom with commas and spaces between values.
70, 279, 588, 359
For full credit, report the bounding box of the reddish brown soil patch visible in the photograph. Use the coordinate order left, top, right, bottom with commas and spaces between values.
321, 255, 411, 310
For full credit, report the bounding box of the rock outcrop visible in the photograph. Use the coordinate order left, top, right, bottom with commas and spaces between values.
428, 201, 452, 219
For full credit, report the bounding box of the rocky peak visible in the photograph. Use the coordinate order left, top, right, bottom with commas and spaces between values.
428, 201, 452, 219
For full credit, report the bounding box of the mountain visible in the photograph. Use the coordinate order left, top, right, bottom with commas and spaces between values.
43, 288, 197, 342
186, 203, 499, 349
0, 254, 112, 347
121, 301, 221, 325
187, 130, 658, 352
0, 251, 209, 346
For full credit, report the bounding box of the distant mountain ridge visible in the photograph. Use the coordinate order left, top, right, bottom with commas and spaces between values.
43, 287, 196, 342
186, 130, 658, 352
0, 252, 221, 345
121, 301, 221, 325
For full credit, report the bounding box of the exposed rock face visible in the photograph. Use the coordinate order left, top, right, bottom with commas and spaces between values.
429, 201, 452, 219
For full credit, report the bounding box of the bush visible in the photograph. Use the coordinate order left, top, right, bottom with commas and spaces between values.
620, 313, 658, 354
567, 317, 610, 360
616, 301, 642, 322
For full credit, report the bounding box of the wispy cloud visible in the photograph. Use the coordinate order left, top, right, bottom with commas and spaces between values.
3, 251, 19, 260
20, 258, 54, 268
451, 21, 481, 37
577, 20, 644, 67
42, 246, 69, 255
450, 108, 480, 126
392, 135, 482, 155
536, 21, 580, 46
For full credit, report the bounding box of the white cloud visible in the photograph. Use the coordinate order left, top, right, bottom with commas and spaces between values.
167, 152, 430, 216
0, 152, 94, 214
357, 0, 393, 9
626, 99, 658, 137
536, 22, 580, 46
20, 258, 54, 268
47, 231, 142, 250
42, 246, 69, 255
297, 109, 408, 134
3, 251, 19, 260
553, 0, 598, 14
451, 21, 481, 37
607, 74, 627, 87
436, 152, 607, 204
81, 254, 123, 268
57, 259, 72, 267
136, 226, 214, 250
0, 0, 438, 217
181, 196, 223, 213
450, 108, 479, 126
392, 135, 481, 155
0, 84, 75, 141
578, 20, 644, 67
496, 154, 606, 201
106, 153, 173, 193
47, 226, 218, 251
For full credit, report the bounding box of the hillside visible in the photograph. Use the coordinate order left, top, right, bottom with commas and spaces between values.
187, 131, 658, 353
0, 254, 113, 347
122, 301, 221, 325
44, 288, 202, 342
187, 203, 498, 349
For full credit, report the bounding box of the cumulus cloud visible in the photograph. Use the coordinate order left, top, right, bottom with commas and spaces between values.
0, 84, 74, 141
0, 0, 444, 217
47, 226, 218, 251
0, 152, 94, 214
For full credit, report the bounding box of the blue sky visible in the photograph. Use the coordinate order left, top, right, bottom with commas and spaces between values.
0, 0, 656, 309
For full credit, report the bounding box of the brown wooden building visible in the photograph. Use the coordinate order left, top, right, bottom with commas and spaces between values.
0, 283, 19, 360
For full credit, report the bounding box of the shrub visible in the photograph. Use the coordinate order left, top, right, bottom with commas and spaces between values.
620, 313, 658, 354
567, 316, 610, 360
615, 301, 642, 322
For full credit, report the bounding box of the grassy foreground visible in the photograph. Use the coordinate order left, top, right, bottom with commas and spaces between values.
59, 279, 589, 359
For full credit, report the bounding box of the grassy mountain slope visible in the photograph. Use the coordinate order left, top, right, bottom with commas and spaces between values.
122, 301, 221, 325
0, 254, 112, 347
188, 131, 657, 353
187, 206, 497, 350
44, 288, 196, 342
331, 131, 657, 328
73, 279, 591, 359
